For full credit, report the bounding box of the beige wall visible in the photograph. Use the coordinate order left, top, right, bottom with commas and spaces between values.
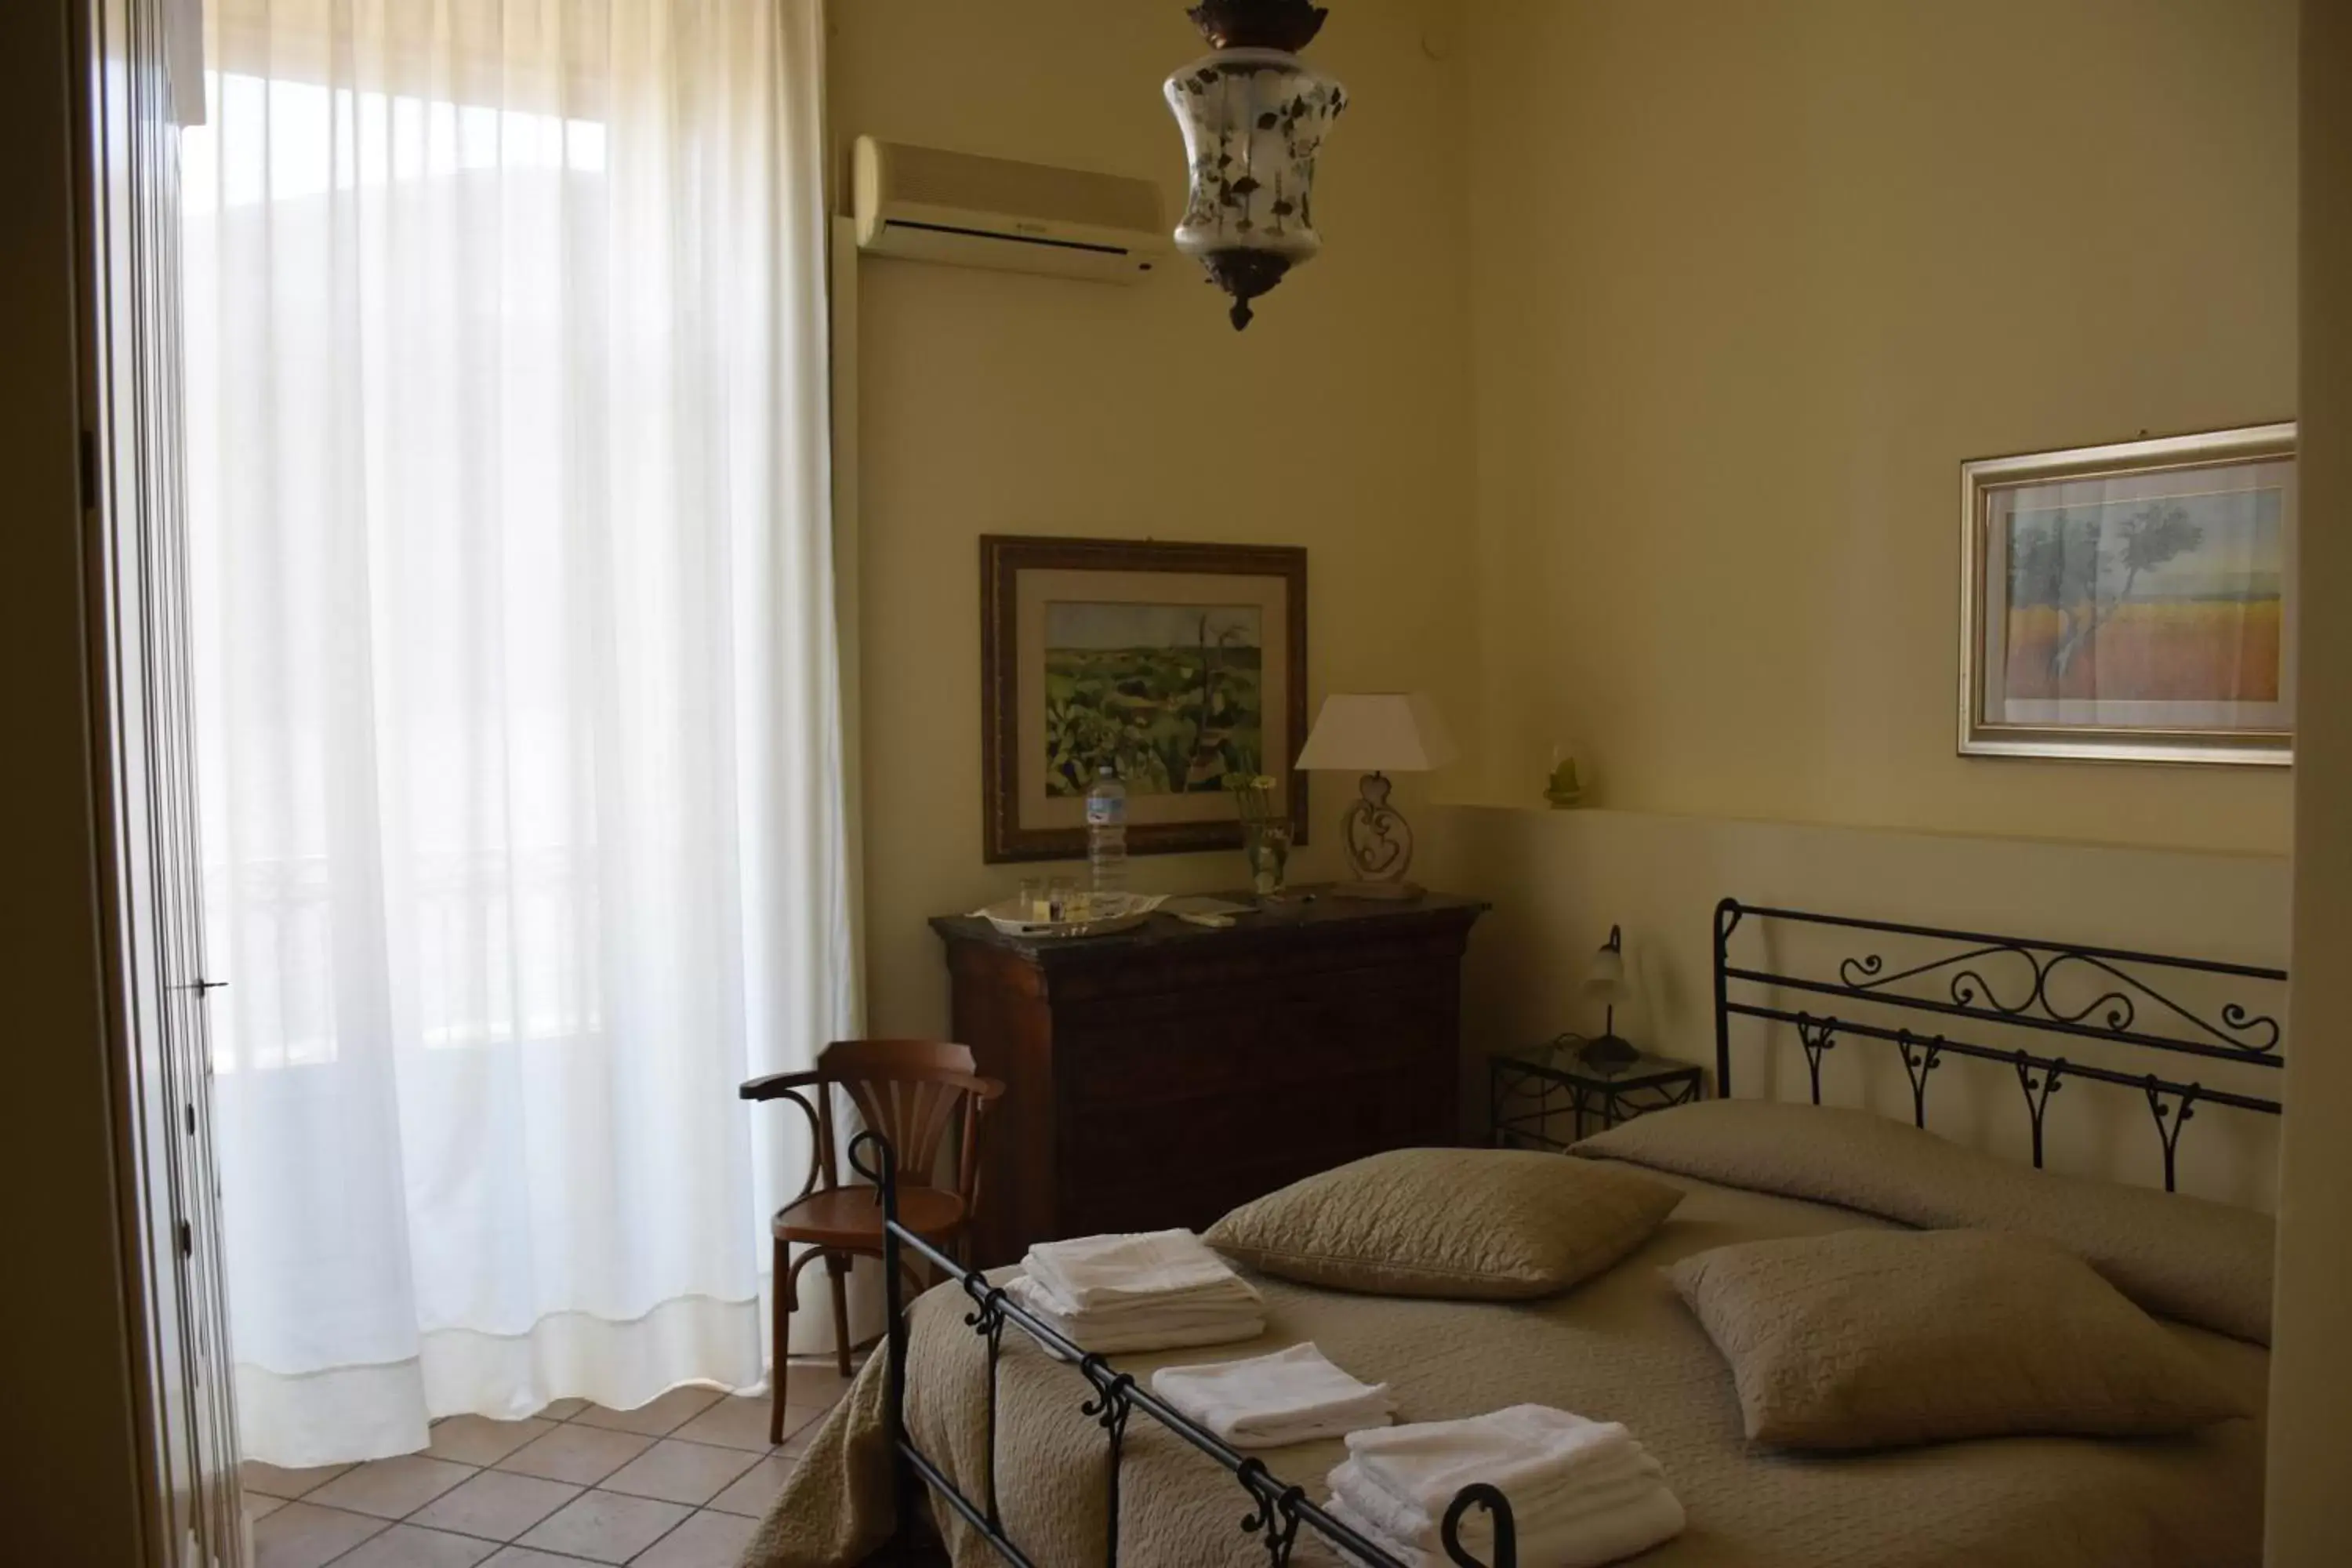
1458, 0, 2298, 856
829, 0, 1480, 1038
2265, 2, 2352, 1555
834, 0, 2308, 1189
833, 0, 2310, 1192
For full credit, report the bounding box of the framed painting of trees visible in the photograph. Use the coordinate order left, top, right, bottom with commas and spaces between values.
1961, 424, 2296, 764
980, 535, 1308, 862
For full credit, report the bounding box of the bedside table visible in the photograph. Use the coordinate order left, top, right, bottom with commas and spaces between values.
1489, 1043, 1704, 1150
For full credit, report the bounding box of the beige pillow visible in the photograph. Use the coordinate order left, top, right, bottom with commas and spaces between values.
1203, 1147, 1682, 1299
1668, 1229, 2250, 1450
1581, 1099, 2275, 1345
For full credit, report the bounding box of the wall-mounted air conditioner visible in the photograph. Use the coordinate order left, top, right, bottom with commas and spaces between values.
851, 136, 1169, 284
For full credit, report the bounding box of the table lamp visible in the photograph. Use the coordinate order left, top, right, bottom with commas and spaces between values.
1293, 692, 1457, 900
1578, 925, 1638, 1070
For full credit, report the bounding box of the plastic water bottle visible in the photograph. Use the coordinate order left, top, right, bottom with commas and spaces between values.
1085, 765, 1128, 894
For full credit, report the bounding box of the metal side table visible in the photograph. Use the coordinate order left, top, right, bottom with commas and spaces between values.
1489, 1042, 1704, 1150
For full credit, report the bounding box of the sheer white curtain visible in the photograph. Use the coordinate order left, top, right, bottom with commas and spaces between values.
182, 0, 853, 1467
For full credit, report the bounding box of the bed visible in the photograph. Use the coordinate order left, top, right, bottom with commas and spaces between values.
744, 901, 2286, 1568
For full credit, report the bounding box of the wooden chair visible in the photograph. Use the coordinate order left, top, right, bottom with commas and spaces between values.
739, 1039, 1004, 1443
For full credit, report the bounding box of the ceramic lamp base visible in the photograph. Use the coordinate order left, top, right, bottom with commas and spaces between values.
1577, 1033, 1640, 1072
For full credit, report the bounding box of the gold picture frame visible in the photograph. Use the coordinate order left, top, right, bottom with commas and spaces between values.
1958, 423, 2297, 766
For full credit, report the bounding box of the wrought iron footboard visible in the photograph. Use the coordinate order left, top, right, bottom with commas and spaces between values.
1713, 899, 2287, 1189
848, 1131, 1519, 1568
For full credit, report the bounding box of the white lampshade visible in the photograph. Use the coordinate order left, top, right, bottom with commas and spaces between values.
1584, 941, 1627, 1001
1293, 693, 1458, 774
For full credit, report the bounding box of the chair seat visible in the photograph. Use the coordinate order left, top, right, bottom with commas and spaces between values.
775, 1185, 967, 1247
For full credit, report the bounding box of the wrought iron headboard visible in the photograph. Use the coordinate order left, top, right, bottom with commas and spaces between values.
1712, 898, 2286, 1192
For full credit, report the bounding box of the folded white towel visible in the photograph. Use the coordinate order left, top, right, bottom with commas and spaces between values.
1020, 1275, 1265, 1325
1329, 1457, 1663, 1556
1346, 1404, 1642, 1519
1150, 1343, 1395, 1450
1004, 1273, 1265, 1356
1327, 1483, 1685, 1568
1334, 1405, 1682, 1564
1024, 1229, 1259, 1313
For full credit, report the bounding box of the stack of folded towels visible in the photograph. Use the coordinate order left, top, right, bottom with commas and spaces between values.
1327, 1404, 1684, 1568
1150, 1343, 1396, 1450
1005, 1229, 1265, 1353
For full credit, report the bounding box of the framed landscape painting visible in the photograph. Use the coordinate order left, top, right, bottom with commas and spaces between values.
981, 535, 1308, 862
1960, 423, 2296, 765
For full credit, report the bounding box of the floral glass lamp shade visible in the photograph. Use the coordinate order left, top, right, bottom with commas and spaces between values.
1163, 1, 1348, 330
1293, 692, 1455, 899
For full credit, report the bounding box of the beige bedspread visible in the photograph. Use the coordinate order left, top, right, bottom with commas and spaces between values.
744, 1172, 2266, 1568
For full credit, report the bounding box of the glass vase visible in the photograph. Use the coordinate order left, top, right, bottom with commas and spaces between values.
1243, 818, 1294, 897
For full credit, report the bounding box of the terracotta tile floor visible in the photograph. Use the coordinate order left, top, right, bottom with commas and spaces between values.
244, 1361, 853, 1568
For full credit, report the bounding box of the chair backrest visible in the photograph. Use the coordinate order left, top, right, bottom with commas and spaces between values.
824, 1039, 975, 1079
815, 1039, 995, 1202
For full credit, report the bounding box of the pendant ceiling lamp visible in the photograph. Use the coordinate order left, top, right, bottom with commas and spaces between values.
1163, 1, 1348, 330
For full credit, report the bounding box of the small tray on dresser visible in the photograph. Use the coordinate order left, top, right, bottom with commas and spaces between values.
971, 892, 1167, 941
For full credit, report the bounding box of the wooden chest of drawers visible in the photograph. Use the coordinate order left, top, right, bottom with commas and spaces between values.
931, 893, 1486, 1267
